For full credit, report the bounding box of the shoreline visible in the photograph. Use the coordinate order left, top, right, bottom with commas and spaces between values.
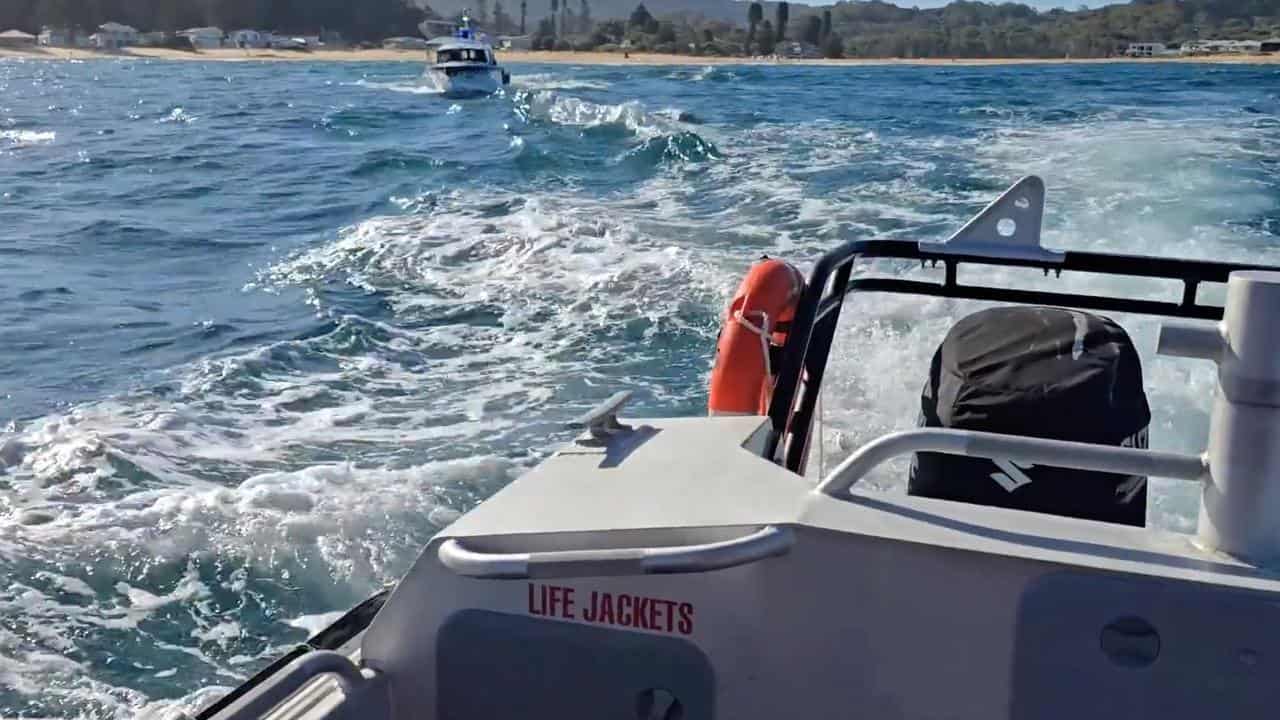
2, 46, 1278, 66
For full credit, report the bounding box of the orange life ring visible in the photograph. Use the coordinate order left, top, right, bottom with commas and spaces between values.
708, 257, 805, 416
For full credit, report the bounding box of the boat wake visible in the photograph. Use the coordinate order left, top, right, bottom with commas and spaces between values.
350, 78, 446, 96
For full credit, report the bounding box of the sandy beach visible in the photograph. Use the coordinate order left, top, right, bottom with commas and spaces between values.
1, 45, 1278, 65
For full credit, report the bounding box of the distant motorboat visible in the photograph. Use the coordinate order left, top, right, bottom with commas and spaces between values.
423, 16, 510, 98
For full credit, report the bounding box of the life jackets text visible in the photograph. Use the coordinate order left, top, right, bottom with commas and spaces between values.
527, 583, 694, 636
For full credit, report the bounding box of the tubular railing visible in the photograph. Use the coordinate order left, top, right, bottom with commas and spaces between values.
764, 240, 1278, 474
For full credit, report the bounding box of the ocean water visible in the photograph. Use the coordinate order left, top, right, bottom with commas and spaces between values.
0, 57, 1278, 717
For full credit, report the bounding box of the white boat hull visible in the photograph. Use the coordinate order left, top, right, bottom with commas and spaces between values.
424, 67, 506, 97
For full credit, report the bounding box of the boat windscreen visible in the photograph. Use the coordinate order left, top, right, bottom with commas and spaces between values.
437, 48, 491, 64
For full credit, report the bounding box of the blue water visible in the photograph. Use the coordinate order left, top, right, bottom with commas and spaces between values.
0, 58, 1278, 717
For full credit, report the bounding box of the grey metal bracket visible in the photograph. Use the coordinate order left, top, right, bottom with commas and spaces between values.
920, 175, 1064, 263
566, 391, 634, 443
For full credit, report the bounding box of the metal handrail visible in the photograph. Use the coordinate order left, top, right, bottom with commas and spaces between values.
765, 238, 1280, 473
218, 650, 366, 720
816, 428, 1208, 498
437, 525, 794, 579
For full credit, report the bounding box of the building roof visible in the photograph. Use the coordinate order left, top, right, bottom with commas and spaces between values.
99, 22, 137, 33
0, 29, 36, 39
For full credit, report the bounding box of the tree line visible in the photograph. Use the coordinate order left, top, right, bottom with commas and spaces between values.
0, 0, 430, 41
510, 0, 1280, 58
812, 0, 1279, 59
3, 0, 1275, 56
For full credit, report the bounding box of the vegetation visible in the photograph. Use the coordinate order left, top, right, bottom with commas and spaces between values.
0, 0, 431, 40
816, 0, 1280, 58
2, 0, 1276, 58
531, 0, 1280, 58
746, 1, 763, 54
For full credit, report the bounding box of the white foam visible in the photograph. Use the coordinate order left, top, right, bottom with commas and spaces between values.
514, 89, 697, 142
0, 129, 55, 147
351, 77, 444, 95
512, 73, 610, 91
34, 571, 96, 597
158, 107, 197, 124
286, 611, 345, 635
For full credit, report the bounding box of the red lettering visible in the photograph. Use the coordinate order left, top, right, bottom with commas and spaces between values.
661, 600, 675, 633
562, 587, 575, 619
528, 583, 541, 615
677, 602, 694, 635
599, 592, 615, 624
529, 584, 695, 636
633, 596, 649, 629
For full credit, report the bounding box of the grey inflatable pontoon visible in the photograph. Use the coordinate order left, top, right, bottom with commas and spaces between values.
196, 177, 1280, 720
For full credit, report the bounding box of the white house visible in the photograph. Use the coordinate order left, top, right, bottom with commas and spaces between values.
178, 27, 224, 49
498, 35, 532, 50
1124, 42, 1170, 57
136, 31, 169, 46
270, 36, 308, 50
37, 27, 70, 46
1182, 39, 1262, 55
0, 29, 36, 47
93, 22, 137, 49
783, 41, 822, 58
383, 36, 430, 50
229, 29, 269, 48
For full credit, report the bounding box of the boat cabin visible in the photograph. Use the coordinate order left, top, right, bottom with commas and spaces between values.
434, 43, 495, 65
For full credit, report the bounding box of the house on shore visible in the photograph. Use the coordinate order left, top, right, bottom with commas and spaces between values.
782, 40, 822, 58
137, 31, 170, 46
229, 29, 270, 49
38, 27, 71, 46
1124, 42, 1172, 57
1181, 39, 1264, 55
498, 35, 532, 50
91, 22, 138, 49
383, 36, 430, 50
270, 36, 309, 50
178, 27, 224, 49
0, 30, 36, 48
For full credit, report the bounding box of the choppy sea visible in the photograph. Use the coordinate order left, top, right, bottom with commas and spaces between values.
0, 57, 1278, 717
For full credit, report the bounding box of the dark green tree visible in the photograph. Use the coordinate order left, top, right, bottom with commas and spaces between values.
746, 1, 763, 53
492, 0, 513, 33
776, 1, 789, 42
759, 18, 775, 53
520, 0, 526, 34
823, 31, 843, 57
821, 8, 832, 42
532, 15, 554, 47
628, 2, 653, 30
803, 15, 821, 44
